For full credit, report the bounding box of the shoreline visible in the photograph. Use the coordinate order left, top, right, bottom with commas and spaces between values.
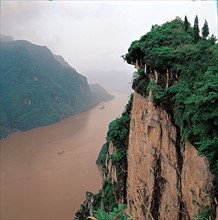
0, 96, 118, 141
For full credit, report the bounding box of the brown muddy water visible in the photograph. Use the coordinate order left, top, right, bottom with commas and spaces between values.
0, 92, 130, 220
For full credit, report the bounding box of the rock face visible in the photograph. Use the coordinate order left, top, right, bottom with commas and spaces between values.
126, 92, 215, 220
104, 142, 118, 182
75, 90, 216, 220
103, 141, 126, 204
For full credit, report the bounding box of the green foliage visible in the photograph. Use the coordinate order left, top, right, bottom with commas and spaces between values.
75, 192, 97, 219
171, 65, 218, 179
105, 94, 133, 162
132, 74, 150, 97
96, 143, 109, 165
93, 204, 131, 220
124, 40, 143, 65
75, 178, 118, 219
202, 20, 209, 39
110, 149, 125, 163
102, 178, 118, 211
208, 34, 217, 45
194, 205, 215, 220
194, 15, 200, 43
123, 17, 194, 71
137, 68, 145, 77
147, 80, 167, 106
184, 15, 189, 32
92, 190, 102, 211
106, 115, 130, 149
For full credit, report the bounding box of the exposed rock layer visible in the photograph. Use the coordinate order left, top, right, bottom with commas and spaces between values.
126, 92, 215, 220
75, 91, 216, 220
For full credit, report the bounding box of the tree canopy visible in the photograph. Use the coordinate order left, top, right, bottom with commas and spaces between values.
184, 15, 189, 32
194, 15, 200, 42
202, 19, 209, 39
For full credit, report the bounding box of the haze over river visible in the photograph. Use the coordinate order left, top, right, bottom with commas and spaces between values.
0, 92, 130, 219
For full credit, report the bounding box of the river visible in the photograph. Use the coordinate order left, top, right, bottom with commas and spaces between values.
0, 92, 130, 220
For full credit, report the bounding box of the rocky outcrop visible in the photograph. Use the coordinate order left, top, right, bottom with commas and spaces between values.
103, 142, 118, 182
103, 142, 127, 204
75, 90, 216, 220
182, 142, 214, 219
126, 92, 215, 220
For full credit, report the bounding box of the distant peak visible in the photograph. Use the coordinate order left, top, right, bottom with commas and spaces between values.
0, 34, 14, 42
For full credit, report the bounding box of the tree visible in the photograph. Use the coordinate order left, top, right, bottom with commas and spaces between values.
90, 204, 131, 220
202, 19, 209, 39
193, 15, 200, 42
184, 15, 189, 31
208, 34, 217, 44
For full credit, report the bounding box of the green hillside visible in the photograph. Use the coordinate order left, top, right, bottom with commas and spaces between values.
0, 39, 100, 138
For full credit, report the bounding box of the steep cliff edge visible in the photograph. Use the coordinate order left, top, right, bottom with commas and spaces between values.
124, 17, 217, 219
75, 17, 217, 220
127, 92, 215, 219
76, 90, 217, 220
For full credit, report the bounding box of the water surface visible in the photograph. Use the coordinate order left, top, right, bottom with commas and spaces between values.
0, 92, 130, 219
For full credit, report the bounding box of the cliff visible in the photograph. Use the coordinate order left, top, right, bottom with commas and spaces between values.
76, 90, 217, 220
75, 17, 217, 219
127, 92, 215, 219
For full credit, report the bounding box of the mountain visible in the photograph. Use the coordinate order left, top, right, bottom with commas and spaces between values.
0, 34, 14, 42
89, 83, 114, 103
75, 17, 218, 219
0, 38, 112, 138
53, 54, 77, 72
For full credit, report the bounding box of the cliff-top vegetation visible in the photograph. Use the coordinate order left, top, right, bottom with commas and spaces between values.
124, 16, 218, 199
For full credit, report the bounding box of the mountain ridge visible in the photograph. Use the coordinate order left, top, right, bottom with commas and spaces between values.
0, 37, 113, 138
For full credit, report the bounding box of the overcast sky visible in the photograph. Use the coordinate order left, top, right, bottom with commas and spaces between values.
1, 0, 217, 91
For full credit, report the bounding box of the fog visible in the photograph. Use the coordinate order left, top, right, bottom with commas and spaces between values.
1, 0, 217, 91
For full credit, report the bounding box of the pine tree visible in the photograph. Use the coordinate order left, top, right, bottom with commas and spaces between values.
193, 15, 200, 42
202, 19, 209, 39
184, 15, 189, 31
209, 34, 217, 44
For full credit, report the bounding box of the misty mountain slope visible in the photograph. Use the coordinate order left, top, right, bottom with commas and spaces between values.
0, 34, 14, 42
89, 83, 114, 103
0, 39, 109, 138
